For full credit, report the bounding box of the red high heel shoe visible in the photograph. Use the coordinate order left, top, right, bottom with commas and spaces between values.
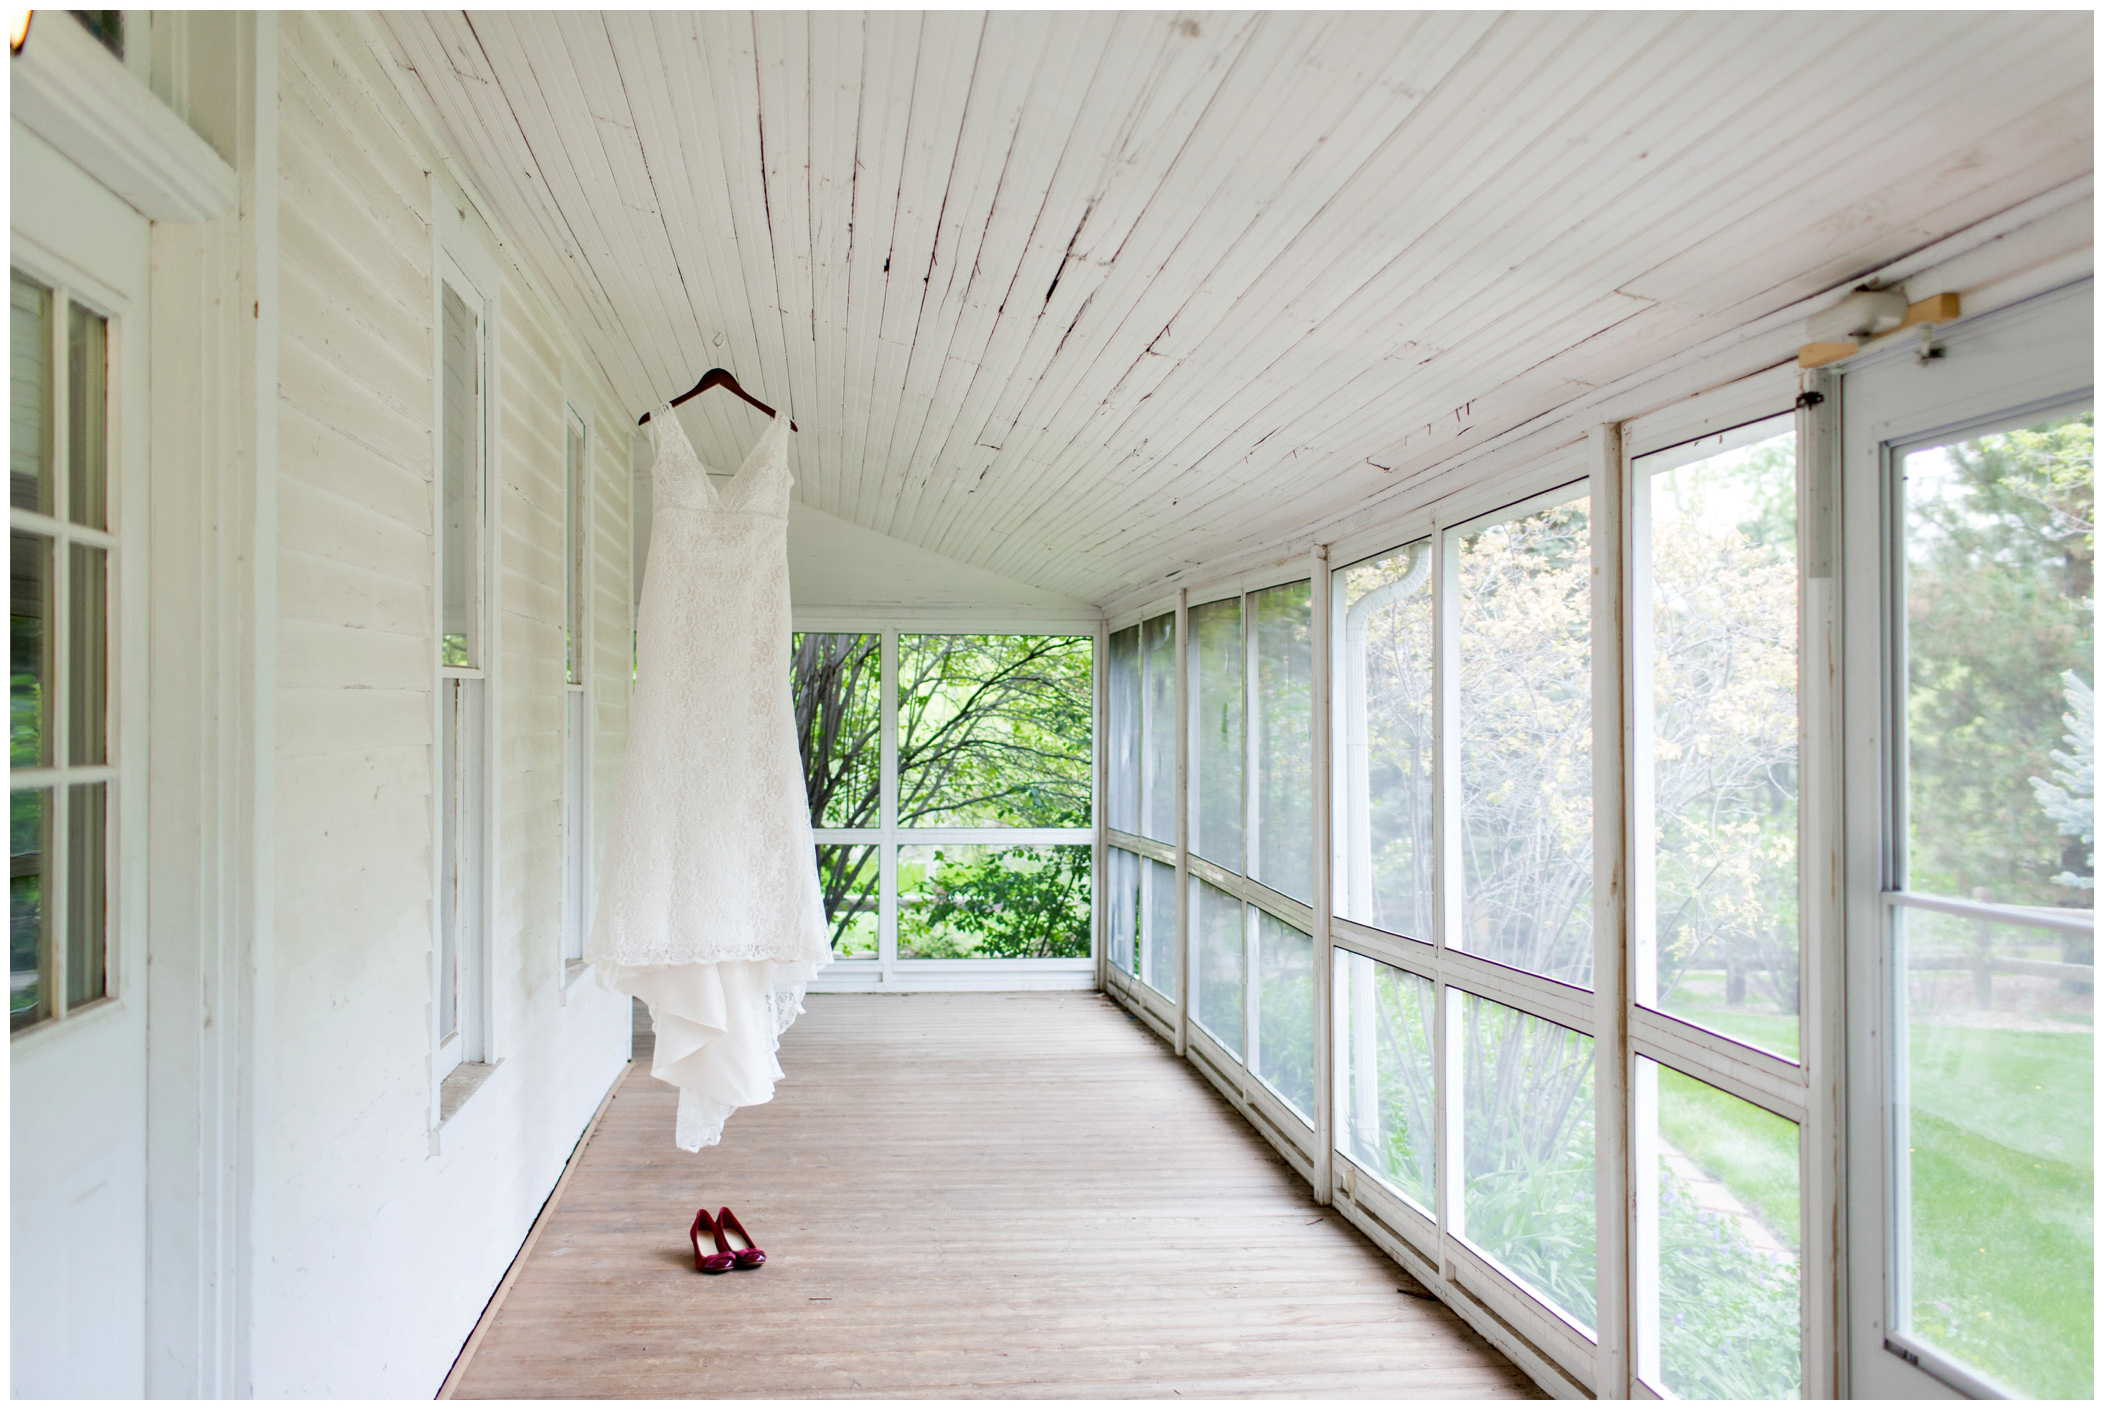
715, 1207, 765, 1269
690, 1208, 736, 1273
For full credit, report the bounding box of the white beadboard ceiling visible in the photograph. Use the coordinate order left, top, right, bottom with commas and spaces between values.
374, 9, 2092, 606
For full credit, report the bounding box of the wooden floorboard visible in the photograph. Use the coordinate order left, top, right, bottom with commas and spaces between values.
449, 992, 1541, 1399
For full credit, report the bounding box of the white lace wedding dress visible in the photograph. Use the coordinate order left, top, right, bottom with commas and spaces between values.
587, 403, 830, 1150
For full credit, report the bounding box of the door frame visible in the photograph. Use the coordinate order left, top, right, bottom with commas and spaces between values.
1838, 278, 2093, 1399
8, 121, 154, 1400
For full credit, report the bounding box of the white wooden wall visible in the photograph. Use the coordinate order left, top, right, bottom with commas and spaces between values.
259, 15, 631, 1394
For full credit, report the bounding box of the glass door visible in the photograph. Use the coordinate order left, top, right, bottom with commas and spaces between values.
1841, 281, 2093, 1399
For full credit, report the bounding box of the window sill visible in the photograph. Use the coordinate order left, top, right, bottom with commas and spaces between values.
9, 994, 127, 1055
432, 1061, 499, 1152
560, 959, 593, 1003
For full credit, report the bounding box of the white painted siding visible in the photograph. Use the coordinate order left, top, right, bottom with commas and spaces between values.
261, 14, 630, 1396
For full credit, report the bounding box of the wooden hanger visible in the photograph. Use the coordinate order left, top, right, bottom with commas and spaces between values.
637, 367, 796, 431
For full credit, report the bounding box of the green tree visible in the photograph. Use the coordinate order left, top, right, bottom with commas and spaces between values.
898, 844, 1091, 959
1907, 413, 2093, 907
791, 632, 1094, 956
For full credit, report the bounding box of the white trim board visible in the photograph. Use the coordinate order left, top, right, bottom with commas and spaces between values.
11, 10, 237, 221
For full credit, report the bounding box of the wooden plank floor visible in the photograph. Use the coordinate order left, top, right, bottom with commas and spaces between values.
447, 992, 1540, 1399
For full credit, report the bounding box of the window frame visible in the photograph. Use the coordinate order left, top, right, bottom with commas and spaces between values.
560, 402, 592, 980
797, 615, 1102, 988
9, 249, 127, 1039
1110, 568, 1325, 1160
430, 185, 502, 1103
1105, 373, 1847, 1396
1837, 283, 2095, 1400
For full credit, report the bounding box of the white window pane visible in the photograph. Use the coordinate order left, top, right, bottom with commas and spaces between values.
1334, 951, 1435, 1212
897, 843, 1092, 959
1455, 490, 1593, 986
1889, 408, 2093, 1398
1459, 991, 1596, 1331
63, 780, 106, 1009
1636, 1058, 1801, 1399
11, 272, 52, 514
1334, 542, 1434, 940
1251, 580, 1312, 903
1895, 906, 2093, 1397
1140, 613, 1176, 844
12, 530, 50, 769
1189, 878, 1242, 1055
66, 301, 107, 531
563, 688, 588, 963
815, 844, 877, 958
1252, 908, 1313, 1121
1107, 846, 1140, 976
1107, 626, 1139, 834
1188, 596, 1243, 871
438, 676, 487, 1064
1640, 417, 1800, 1057
66, 544, 106, 767
11, 787, 50, 1030
897, 634, 1092, 828
564, 416, 586, 685
792, 632, 881, 831
439, 284, 480, 669
1143, 856, 1176, 999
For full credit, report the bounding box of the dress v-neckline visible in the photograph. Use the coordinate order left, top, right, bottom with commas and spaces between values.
657, 406, 785, 508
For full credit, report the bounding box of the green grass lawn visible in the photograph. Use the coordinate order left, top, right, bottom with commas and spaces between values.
1654, 1021, 2091, 1398
1906, 1023, 2093, 1399
1656, 1065, 1800, 1249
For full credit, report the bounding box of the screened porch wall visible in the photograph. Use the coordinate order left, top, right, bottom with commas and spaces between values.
1098, 366, 1823, 1399
1098, 260, 2096, 1399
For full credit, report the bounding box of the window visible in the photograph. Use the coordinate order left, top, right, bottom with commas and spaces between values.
898, 634, 1090, 830
794, 629, 1094, 972
1619, 407, 1812, 1399
899, 843, 1091, 960
1190, 875, 1243, 1054
1333, 540, 1433, 942
1250, 581, 1313, 904
793, 632, 880, 958
1106, 625, 1139, 834
1458, 990, 1597, 1332
1250, 908, 1315, 1119
561, 407, 590, 969
1143, 855, 1175, 997
1188, 596, 1242, 871
1886, 408, 2093, 1399
11, 269, 113, 1032
434, 246, 495, 1082
1160, 578, 1315, 1118
1334, 951, 1435, 1212
1634, 1058, 1801, 1399
1633, 414, 1800, 1056
1106, 616, 1170, 995
1106, 845, 1140, 977
1451, 487, 1593, 987
1140, 612, 1175, 844
1086, 356, 2101, 1398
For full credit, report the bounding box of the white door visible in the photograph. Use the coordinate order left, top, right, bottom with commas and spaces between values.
1840, 280, 2093, 1399
9, 121, 151, 1397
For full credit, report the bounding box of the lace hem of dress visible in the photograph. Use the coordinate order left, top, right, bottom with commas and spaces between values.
671, 977, 813, 1151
